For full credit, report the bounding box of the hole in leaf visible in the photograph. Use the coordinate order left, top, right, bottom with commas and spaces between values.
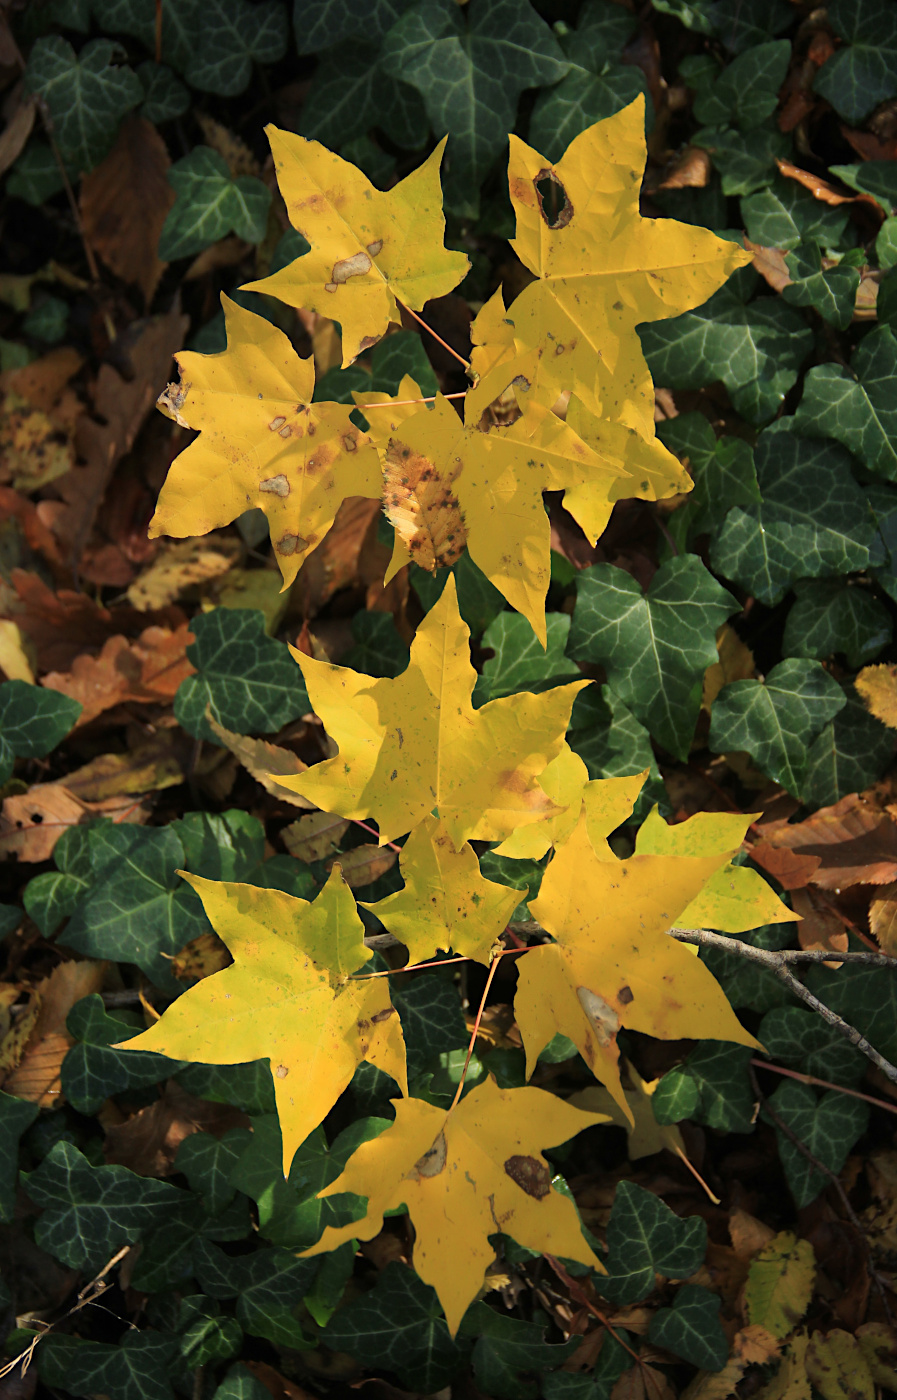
533, 168, 573, 230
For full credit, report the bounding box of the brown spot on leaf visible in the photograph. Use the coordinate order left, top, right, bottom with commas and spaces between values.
504, 1154, 551, 1199
276, 532, 307, 556
330, 251, 373, 284
618, 985, 634, 1005
275, 1065, 289, 1078
259, 474, 289, 497
415, 1131, 447, 1178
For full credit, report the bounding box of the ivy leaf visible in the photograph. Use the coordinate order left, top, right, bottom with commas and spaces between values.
25, 1140, 189, 1271
410, 554, 505, 637
62, 996, 179, 1114
114, 867, 407, 1172
379, 0, 569, 214
812, 0, 897, 124
568, 556, 738, 760
805, 960, 897, 1066
0, 681, 81, 785
742, 174, 851, 250
477, 613, 580, 702
758, 1007, 866, 1089
371, 330, 439, 397
801, 687, 896, 808
178, 1299, 243, 1368
690, 40, 790, 130
136, 61, 190, 122
24, 37, 142, 175
174, 1129, 252, 1216
464, 1305, 580, 1399
185, 0, 288, 95
640, 269, 813, 426
38, 1333, 179, 1400
158, 150, 271, 260
794, 326, 897, 483
656, 414, 760, 540
325, 1261, 464, 1392
23, 825, 92, 937
286, 576, 586, 846
653, 1043, 756, 1132
600, 1180, 707, 1305
711, 426, 876, 606
782, 241, 860, 330
294, 0, 413, 53
648, 1285, 729, 1371
213, 1366, 270, 1400
763, 1081, 869, 1208
193, 1238, 318, 1347
0, 1091, 38, 1222
344, 611, 410, 679
391, 972, 470, 1072
709, 659, 847, 794
829, 161, 897, 214
783, 580, 892, 668
566, 685, 666, 819
528, 1, 647, 164
174, 608, 308, 744
60, 825, 207, 983
692, 121, 790, 197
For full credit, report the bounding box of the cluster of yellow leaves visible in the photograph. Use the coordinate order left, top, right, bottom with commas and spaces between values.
120, 580, 792, 1331
151, 98, 749, 638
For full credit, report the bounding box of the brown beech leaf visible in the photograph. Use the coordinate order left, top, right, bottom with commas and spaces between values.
791, 886, 848, 956
282, 811, 350, 862
0, 785, 147, 861
102, 1080, 249, 1176
745, 841, 821, 891
208, 717, 315, 809
293, 496, 382, 616
870, 881, 897, 956
776, 157, 883, 212
757, 794, 897, 889
326, 843, 397, 889
80, 115, 175, 305
40, 623, 194, 726
1, 961, 105, 1107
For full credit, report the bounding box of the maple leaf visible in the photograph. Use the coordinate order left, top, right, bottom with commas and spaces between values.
515, 795, 761, 1118
152, 296, 380, 584
362, 815, 521, 965
278, 574, 587, 846
242, 130, 469, 365
114, 866, 407, 1172
481, 98, 750, 439
490, 744, 588, 859
301, 1076, 608, 1334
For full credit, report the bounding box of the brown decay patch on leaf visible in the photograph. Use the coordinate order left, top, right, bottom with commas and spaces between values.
414, 1131, 447, 1178
533, 167, 574, 229
325, 251, 373, 293
383, 437, 468, 571
504, 1154, 552, 1199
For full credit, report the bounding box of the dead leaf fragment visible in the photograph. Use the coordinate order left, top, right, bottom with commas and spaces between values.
1, 961, 105, 1106
749, 842, 822, 891
776, 158, 881, 211
757, 794, 897, 889
327, 844, 397, 889
41, 624, 194, 726
170, 931, 231, 982
282, 811, 350, 862
856, 663, 897, 730
703, 623, 755, 712
208, 717, 315, 808
0, 784, 147, 861
127, 537, 241, 611
80, 115, 175, 305
197, 115, 258, 177
745, 240, 793, 295
806, 1328, 875, 1400
103, 1079, 248, 1176
870, 880, 897, 955
744, 1231, 815, 1341
0, 391, 74, 491
63, 740, 184, 801
0, 92, 36, 178
382, 435, 468, 572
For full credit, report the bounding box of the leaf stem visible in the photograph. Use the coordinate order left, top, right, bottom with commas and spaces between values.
351, 817, 402, 853
447, 952, 501, 1113
397, 300, 471, 370
363, 391, 468, 407
751, 1057, 897, 1119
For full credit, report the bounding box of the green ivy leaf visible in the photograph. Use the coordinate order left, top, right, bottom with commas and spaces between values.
24, 36, 142, 174
529, 1, 646, 163
653, 1043, 756, 1132
691, 40, 790, 130
640, 269, 813, 425
600, 1180, 707, 1305
757, 1007, 866, 1089
696, 924, 795, 1015
782, 579, 892, 667
410, 554, 505, 637
26, 1140, 190, 1271
38, 1333, 180, 1400
380, 0, 568, 215
648, 1284, 729, 1371
829, 161, 897, 215
324, 1260, 464, 1392
692, 121, 790, 197
801, 687, 896, 807
782, 241, 860, 329
763, 1081, 869, 1208
6, 141, 65, 205
812, 0, 897, 124
294, 0, 412, 52
742, 175, 850, 250
193, 1238, 317, 1348
344, 612, 410, 678
186, 0, 288, 94
174, 1061, 276, 1115
158, 149, 272, 260
212, 1365, 271, 1400
568, 556, 738, 760
300, 46, 429, 151
711, 427, 876, 606
392, 972, 469, 1074
476, 612, 579, 702
0, 1091, 39, 1222
0, 681, 81, 785
540, 1331, 632, 1400
709, 658, 847, 794
567, 685, 666, 818
62, 996, 179, 1114
174, 1129, 253, 1216
0, 905, 21, 940
23, 825, 92, 936
805, 960, 897, 1066
371, 330, 439, 396
179, 1299, 243, 1367
462, 1304, 579, 1400
657, 414, 760, 541
174, 608, 308, 744
794, 326, 897, 483
709, 0, 793, 53
137, 61, 190, 122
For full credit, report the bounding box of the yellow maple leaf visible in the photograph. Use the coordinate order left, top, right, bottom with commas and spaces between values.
301, 1075, 608, 1334
491, 744, 588, 859
569, 1058, 687, 1161
516, 805, 759, 1118
113, 866, 407, 1172
363, 815, 520, 965
277, 574, 587, 846
242, 130, 469, 366
501, 97, 751, 436
152, 296, 380, 584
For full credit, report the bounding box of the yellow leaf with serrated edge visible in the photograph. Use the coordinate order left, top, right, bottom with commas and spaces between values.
502, 98, 751, 435
152, 296, 380, 584
492, 745, 588, 859
301, 1076, 608, 1335
113, 866, 407, 1173
744, 1231, 815, 1341
635, 806, 798, 933
807, 1330, 875, 1400
362, 814, 520, 965
242, 130, 469, 366
366, 365, 631, 640
856, 663, 897, 730
517, 801, 759, 1118
277, 574, 587, 846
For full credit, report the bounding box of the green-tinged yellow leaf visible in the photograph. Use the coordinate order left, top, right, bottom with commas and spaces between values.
807, 1329, 875, 1400
113, 866, 407, 1172
363, 815, 519, 965
744, 1232, 816, 1341
301, 1076, 607, 1335
152, 296, 380, 584
492, 745, 588, 859
243, 131, 469, 365
279, 575, 587, 846
755, 1332, 812, 1400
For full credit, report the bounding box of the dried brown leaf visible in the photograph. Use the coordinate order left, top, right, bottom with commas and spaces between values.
327, 843, 397, 889
63, 740, 185, 801
282, 811, 350, 862
103, 1079, 249, 1176
80, 115, 174, 305
791, 887, 849, 956
0, 784, 147, 861
744, 240, 792, 295
758, 794, 897, 889
776, 158, 881, 211
748, 842, 821, 891
1, 961, 105, 1106
127, 537, 241, 611
208, 716, 315, 808
41, 623, 194, 726
703, 623, 755, 712
869, 880, 897, 955
856, 663, 897, 730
